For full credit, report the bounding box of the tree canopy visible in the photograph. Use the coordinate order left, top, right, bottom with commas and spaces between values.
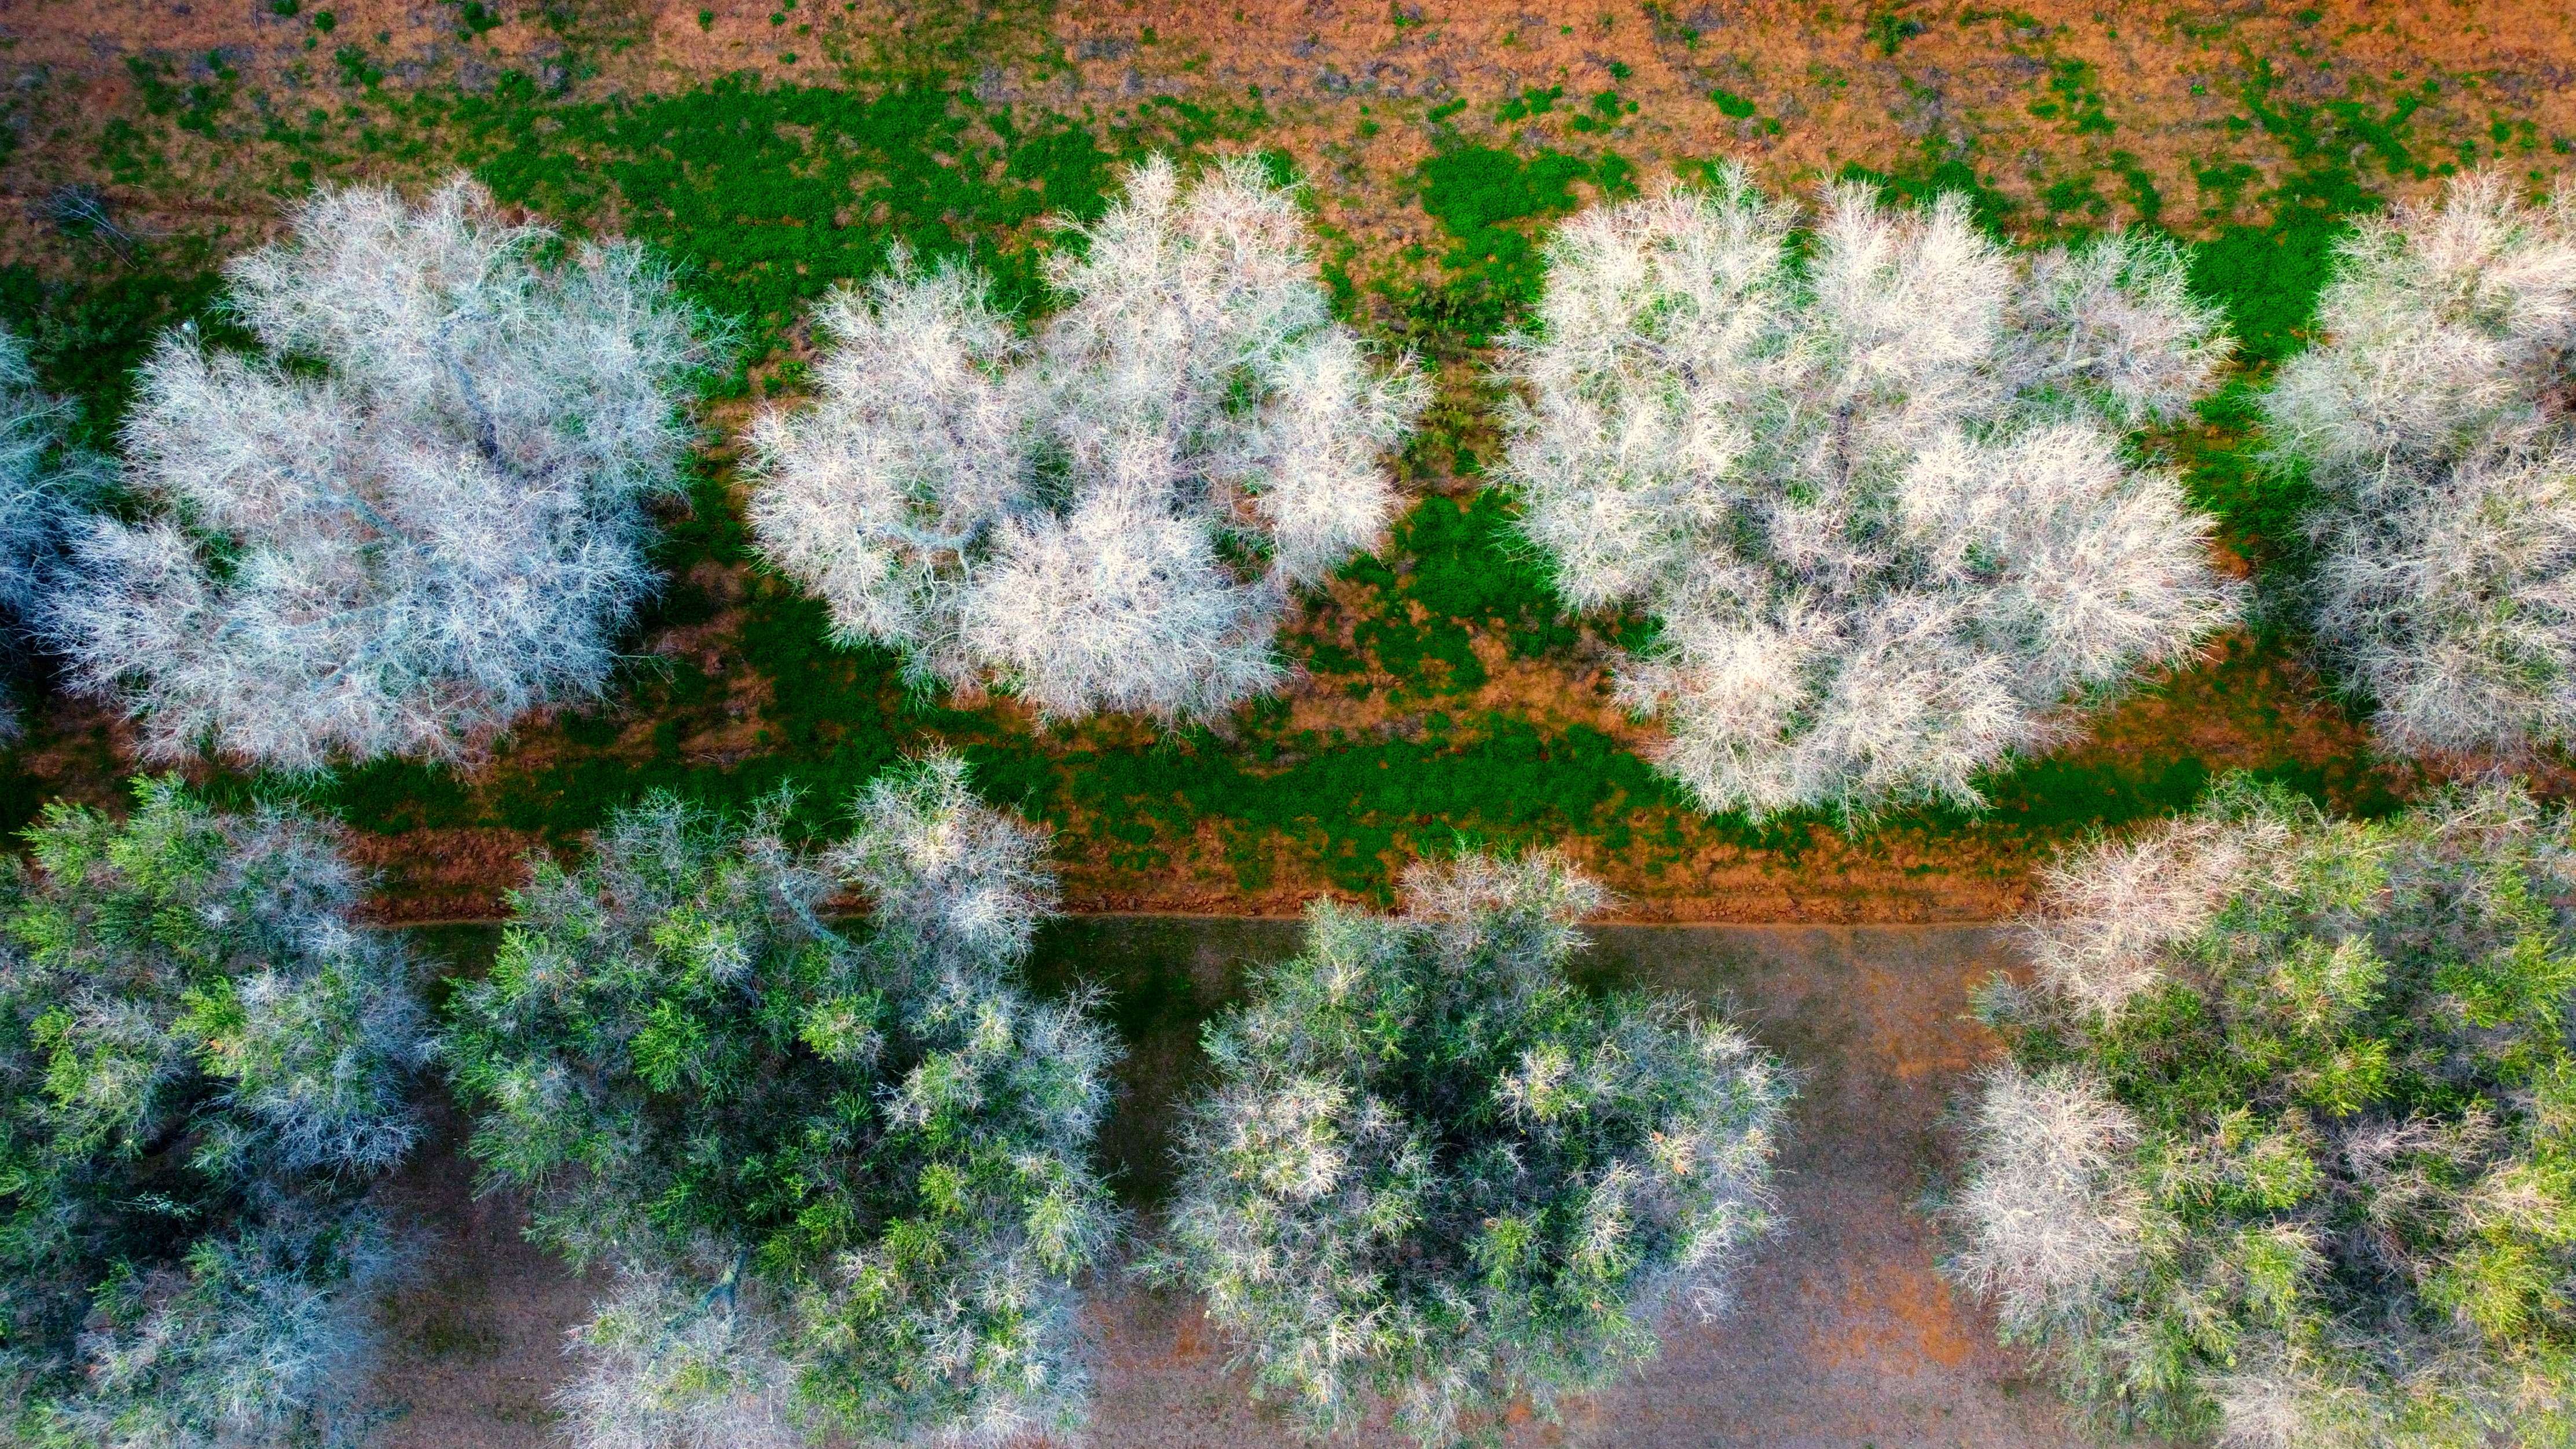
48, 176, 714, 769
747, 153, 1425, 723
0, 779, 426, 1447
446, 756, 1118, 1449
1953, 776, 2576, 1447
2265, 171, 2576, 759
1500, 166, 2236, 817
1154, 852, 1790, 1446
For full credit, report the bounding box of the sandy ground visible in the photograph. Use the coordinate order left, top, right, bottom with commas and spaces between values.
359, 918, 2078, 1448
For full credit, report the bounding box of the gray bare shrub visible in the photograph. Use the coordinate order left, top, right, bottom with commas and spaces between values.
2264, 171, 2576, 757
1150, 852, 1792, 1446
446, 755, 1118, 1449
1949, 775, 2576, 1447
46, 176, 714, 770
0, 778, 430, 1447
1499, 167, 2239, 818
747, 154, 1426, 722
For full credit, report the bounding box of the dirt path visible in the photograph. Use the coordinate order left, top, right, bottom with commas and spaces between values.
359, 918, 2076, 1448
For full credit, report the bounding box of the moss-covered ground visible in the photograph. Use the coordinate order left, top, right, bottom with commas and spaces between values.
0, 0, 2557, 918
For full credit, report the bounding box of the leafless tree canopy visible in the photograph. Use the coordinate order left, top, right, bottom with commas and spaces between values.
748, 154, 1426, 722
2266, 171, 2576, 758
47, 176, 713, 769
1501, 167, 2238, 817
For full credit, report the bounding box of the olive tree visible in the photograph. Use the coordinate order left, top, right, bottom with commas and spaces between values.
0, 779, 428, 1447
1151, 852, 1792, 1446
1499, 167, 2239, 818
445, 756, 1118, 1449
2263, 172, 2576, 758
1949, 776, 2576, 1447
746, 154, 1426, 723
46, 176, 715, 770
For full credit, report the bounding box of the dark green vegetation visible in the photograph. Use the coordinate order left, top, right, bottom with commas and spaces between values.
0, 20, 2483, 907
1967, 778, 2576, 1444
448, 75, 1136, 372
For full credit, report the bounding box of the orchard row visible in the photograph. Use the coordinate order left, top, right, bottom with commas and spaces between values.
3, 764, 2568, 1448
0, 160, 2560, 815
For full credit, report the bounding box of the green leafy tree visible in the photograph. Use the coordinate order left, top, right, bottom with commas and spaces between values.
446, 755, 1118, 1449
1151, 853, 1792, 1446
0, 778, 427, 1447
1950, 776, 2576, 1447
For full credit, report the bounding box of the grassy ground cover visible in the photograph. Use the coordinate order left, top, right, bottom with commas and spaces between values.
0, 0, 2553, 917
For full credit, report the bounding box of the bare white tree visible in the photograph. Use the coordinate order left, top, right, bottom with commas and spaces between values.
1945, 1062, 2146, 1336
1499, 167, 2239, 817
747, 154, 1426, 723
45, 176, 715, 770
2265, 171, 2576, 758
0, 324, 101, 733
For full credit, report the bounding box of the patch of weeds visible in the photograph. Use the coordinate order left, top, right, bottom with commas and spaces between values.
1327, 493, 1573, 693
2111, 152, 2163, 223
1865, 1, 1928, 54
1837, 140, 2015, 233
447, 73, 1161, 368
2177, 63, 2419, 377
2189, 210, 2347, 367
333, 45, 386, 90
1640, 1, 1701, 47
2028, 57, 2113, 135
1407, 145, 1592, 347
449, 1, 508, 40
1384, 492, 1579, 656
2237, 56, 2425, 185
1592, 150, 1638, 200
1495, 85, 1563, 123
0, 254, 230, 450
1709, 87, 1757, 119
2175, 104, 2395, 562
2041, 173, 2106, 220
1028, 715, 1686, 900
1566, 90, 1637, 134
2170, 380, 2313, 567
321, 758, 479, 834
124, 53, 241, 139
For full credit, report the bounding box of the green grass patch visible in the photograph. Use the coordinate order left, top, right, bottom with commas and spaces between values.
443, 74, 1128, 367
1407, 144, 1592, 349
1325, 490, 1580, 696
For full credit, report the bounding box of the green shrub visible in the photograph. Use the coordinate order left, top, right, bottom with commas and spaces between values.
0, 777, 426, 1446
1951, 776, 2576, 1446
446, 754, 1118, 1448
1151, 852, 1792, 1445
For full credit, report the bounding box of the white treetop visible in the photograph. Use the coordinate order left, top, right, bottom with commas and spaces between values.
0, 329, 81, 619
46, 176, 712, 769
2265, 172, 2576, 758
1500, 167, 2239, 817
0, 324, 96, 732
747, 154, 1426, 722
